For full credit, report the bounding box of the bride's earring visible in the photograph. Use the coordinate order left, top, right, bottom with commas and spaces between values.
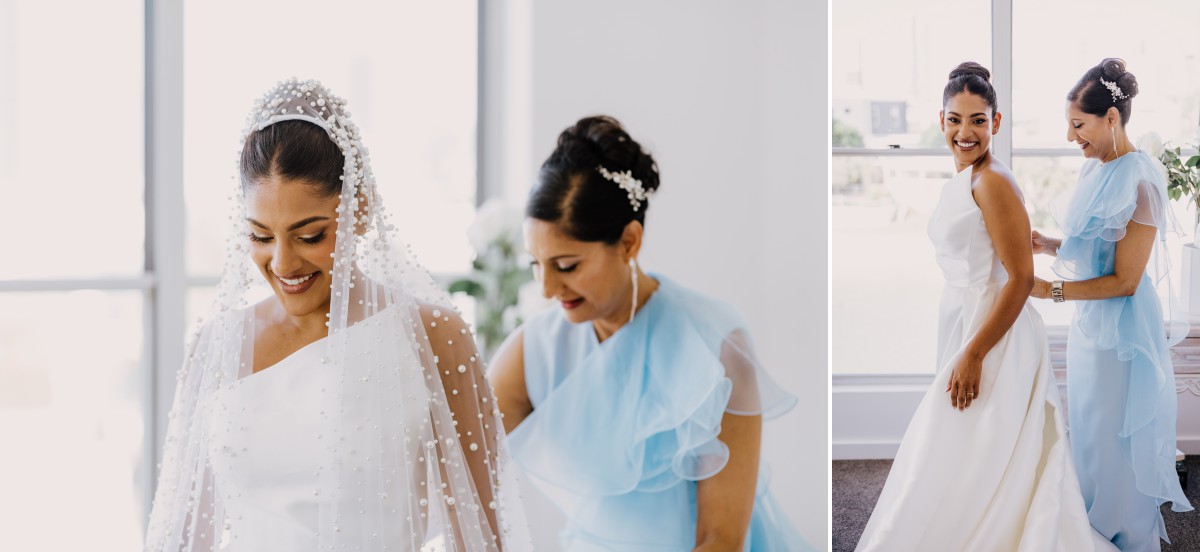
628, 258, 639, 324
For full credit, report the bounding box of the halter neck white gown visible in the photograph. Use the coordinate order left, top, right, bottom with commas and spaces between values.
202, 305, 435, 551
855, 166, 1116, 551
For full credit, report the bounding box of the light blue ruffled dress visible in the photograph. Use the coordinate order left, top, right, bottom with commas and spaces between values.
1051, 151, 1194, 551
508, 275, 811, 551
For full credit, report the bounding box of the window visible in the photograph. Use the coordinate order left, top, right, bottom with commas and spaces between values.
0, 1, 147, 549
832, 0, 989, 374
832, 0, 990, 151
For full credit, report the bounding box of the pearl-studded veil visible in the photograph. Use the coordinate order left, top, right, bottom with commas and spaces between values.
144, 79, 531, 551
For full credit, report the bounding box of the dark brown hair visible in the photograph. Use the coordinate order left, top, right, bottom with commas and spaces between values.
943, 61, 997, 112
240, 120, 344, 196
1067, 58, 1138, 125
526, 116, 660, 244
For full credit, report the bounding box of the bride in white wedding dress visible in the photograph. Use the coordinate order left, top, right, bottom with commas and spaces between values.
142, 79, 531, 552
855, 63, 1116, 552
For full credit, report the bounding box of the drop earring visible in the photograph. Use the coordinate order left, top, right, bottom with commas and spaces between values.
1110, 125, 1117, 161
628, 258, 639, 324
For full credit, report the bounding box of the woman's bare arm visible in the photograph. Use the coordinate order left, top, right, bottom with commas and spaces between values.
486, 328, 533, 434
947, 169, 1035, 410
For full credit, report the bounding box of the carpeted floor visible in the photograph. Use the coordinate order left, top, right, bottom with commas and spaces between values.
833, 457, 1200, 551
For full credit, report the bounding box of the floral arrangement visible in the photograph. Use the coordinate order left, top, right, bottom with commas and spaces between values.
1139, 133, 1200, 207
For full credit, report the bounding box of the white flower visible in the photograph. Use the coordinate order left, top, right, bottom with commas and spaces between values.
1137, 132, 1165, 160
466, 199, 523, 253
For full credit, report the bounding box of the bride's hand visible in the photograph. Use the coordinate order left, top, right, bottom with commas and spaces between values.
1031, 230, 1059, 256
946, 353, 982, 410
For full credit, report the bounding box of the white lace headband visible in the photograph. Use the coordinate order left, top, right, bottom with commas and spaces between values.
597, 165, 653, 212
1100, 77, 1128, 102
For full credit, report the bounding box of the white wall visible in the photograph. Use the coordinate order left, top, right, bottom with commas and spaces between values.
486, 0, 828, 547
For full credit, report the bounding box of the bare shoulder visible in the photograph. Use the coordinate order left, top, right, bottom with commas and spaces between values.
413, 302, 484, 375
416, 301, 471, 342
972, 164, 1024, 206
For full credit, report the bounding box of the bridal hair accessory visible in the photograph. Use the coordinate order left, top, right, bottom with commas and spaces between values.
1099, 78, 1128, 102
598, 165, 653, 212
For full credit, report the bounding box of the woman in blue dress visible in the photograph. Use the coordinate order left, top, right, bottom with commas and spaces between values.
487, 116, 810, 551
1031, 58, 1194, 551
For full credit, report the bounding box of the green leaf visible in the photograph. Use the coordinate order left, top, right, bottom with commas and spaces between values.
1186, 155, 1200, 168
448, 279, 485, 298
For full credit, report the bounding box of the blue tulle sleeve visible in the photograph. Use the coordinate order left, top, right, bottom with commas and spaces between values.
509, 279, 797, 496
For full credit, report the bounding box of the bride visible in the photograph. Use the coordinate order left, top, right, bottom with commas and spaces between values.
854, 63, 1114, 551
143, 79, 530, 551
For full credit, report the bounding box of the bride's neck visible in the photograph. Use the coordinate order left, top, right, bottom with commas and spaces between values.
263, 299, 331, 338
958, 150, 992, 174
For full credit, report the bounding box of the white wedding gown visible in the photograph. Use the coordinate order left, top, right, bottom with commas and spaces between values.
203, 305, 442, 551
855, 166, 1116, 551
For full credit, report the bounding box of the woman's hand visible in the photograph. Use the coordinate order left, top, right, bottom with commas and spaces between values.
946, 352, 983, 410
1030, 278, 1052, 300
1031, 230, 1060, 256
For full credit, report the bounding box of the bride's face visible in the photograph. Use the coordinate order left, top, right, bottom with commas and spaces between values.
940, 92, 999, 167
245, 178, 341, 318
523, 219, 633, 325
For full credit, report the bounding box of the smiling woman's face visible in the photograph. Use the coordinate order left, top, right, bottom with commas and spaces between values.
1065, 101, 1118, 160
523, 218, 633, 325
244, 177, 340, 318
941, 91, 999, 169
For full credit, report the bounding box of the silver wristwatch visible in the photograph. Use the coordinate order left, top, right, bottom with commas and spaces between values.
1051, 280, 1065, 303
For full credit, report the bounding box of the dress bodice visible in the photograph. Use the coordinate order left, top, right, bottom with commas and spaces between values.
927, 166, 1008, 289
203, 305, 432, 551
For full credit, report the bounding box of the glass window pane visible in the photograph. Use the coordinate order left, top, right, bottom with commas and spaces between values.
833, 156, 951, 374
0, 291, 145, 549
184, 1, 477, 277
1013, 0, 1200, 149
832, 0, 989, 149
0, 1, 144, 279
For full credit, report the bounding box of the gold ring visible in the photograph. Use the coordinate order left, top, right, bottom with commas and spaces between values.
967, 392, 975, 398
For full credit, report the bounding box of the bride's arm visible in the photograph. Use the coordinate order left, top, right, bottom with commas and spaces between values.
948, 170, 1035, 410
423, 305, 505, 550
